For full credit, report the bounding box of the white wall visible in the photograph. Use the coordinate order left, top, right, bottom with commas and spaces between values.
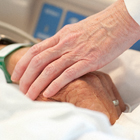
0, 0, 115, 37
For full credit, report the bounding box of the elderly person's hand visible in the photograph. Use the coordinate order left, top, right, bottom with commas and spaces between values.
4, 44, 125, 125
11, 0, 140, 100
37, 71, 126, 125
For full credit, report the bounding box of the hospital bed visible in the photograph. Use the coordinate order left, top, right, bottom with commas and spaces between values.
0, 38, 140, 139
0, 2, 140, 138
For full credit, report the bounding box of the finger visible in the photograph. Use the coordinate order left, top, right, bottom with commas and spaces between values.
18, 35, 76, 94
19, 46, 63, 94
80, 73, 118, 124
36, 91, 60, 102
102, 73, 126, 114
43, 60, 92, 98
93, 72, 116, 100
110, 80, 126, 112
11, 35, 59, 82
94, 72, 122, 115
25, 54, 77, 100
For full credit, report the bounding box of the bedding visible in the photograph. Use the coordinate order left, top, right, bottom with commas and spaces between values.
0, 49, 140, 140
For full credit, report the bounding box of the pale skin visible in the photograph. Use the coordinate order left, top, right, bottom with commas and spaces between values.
11, 0, 140, 100
1, 45, 126, 125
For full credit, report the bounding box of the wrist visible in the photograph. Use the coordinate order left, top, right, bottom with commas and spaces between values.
0, 35, 33, 83
5, 47, 30, 76
0, 45, 6, 50
98, 0, 140, 51
0, 44, 30, 83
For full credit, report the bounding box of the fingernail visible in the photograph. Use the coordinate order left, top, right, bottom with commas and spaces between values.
43, 92, 48, 98
26, 92, 30, 98
11, 72, 18, 82
43, 91, 51, 98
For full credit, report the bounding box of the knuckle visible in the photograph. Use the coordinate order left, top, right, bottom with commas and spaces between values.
82, 60, 90, 67
64, 34, 75, 44
43, 64, 56, 76
60, 25, 79, 42
92, 76, 101, 85
103, 73, 110, 78
15, 61, 26, 74
59, 25, 70, 35
86, 73, 101, 84
93, 74, 101, 82
89, 73, 99, 80
103, 73, 112, 82
96, 71, 110, 80
89, 52, 99, 62
63, 24, 71, 31
62, 32, 80, 46
29, 44, 41, 56
31, 55, 42, 68
64, 68, 75, 79
94, 71, 105, 79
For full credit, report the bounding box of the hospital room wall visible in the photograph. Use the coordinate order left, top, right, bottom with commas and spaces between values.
0, 0, 139, 50
0, 0, 115, 36
0, 0, 36, 33
29, 0, 115, 39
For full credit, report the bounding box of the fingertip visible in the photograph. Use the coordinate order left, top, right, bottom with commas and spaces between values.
26, 92, 35, 101
11, 72, 19, 82
43, 81, 61, 98
43, 93, 48, 98
26, 92, 30, 98
43, 92, 51, 98
43, 89, 55, 98
11, 64, 22, 82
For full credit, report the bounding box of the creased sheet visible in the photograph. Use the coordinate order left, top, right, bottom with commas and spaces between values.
0, 49, 140, 140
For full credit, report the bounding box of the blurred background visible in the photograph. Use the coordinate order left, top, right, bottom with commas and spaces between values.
0, 0, 139, 50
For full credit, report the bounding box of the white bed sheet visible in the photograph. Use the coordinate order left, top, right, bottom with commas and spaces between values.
0, 49, 140, 140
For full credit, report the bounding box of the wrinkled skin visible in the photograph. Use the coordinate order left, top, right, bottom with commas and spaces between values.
5, 47, 126, 125
36, 71, 126, 125
11, 0, 140, 100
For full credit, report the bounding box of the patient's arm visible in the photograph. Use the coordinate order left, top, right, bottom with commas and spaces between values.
4, 45, 126, 125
